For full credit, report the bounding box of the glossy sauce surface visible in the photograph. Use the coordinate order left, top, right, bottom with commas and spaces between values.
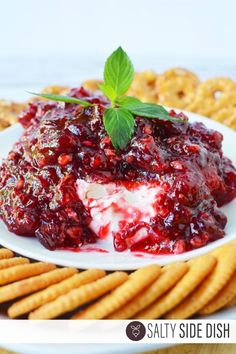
0, 87, 235, 254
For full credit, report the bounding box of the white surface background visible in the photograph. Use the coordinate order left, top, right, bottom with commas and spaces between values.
1, 0, 236, 58
0, 0, 236, 100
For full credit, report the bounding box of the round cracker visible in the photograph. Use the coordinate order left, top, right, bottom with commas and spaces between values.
108, 262, 188, 319
29, 272, 128, 320
188, 77, 236, 117
199, 269, 236, 315
198, 78, 236, 102
8, 269, 105, 318
157, 68, 200, 109
0, 267, 77, 304
136, 254, 216, 319
72, 264, 161, 319
165, 244, 236, 319
128, 71, 158, 103
212, 107, 236, 130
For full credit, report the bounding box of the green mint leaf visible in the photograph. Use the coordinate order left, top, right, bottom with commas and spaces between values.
28, 92, 93, 107
99, 83, 117, 102
120, 101, 182, 122
103, 107, 135, 150
103, 47, 134, 97
115, 96, 141, 106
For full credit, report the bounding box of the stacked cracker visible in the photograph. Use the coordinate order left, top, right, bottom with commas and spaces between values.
0, 244, 236, 320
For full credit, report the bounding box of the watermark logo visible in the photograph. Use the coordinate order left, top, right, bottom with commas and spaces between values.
126, 321, 146, 341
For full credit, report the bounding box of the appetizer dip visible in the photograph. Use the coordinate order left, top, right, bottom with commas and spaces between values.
0, 48, 236, 255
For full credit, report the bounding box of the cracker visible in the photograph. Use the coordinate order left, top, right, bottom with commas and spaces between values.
41, 86, 70, 95
73, 264, 161, 319
0, 100, 25, 129
226, 295, 236, 308
82, 80, 103, 92
217, 91, 236, 110
0, 267, 76, 307
212, 107, 236, 130
0, 262, 56, 286
136, 255, 216, 319
187, 96, 216, 117
199, 269, 236, 315
29, 271, 128, 319
198, 78, 236, 102
0, 249, 14, 260
157, 68, 199, 109
166, 244, 236, 319
108, 262, 188, 319
188, 78, 236, 117
127, 71, 158, 103
0, 257, 29, 270
8, 268, 105, 318
159, 68, 199, 82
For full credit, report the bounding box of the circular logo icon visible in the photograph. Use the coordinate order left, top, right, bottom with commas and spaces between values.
126, 321, 146, 341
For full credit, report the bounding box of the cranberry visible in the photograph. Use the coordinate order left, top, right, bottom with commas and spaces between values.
0, 87, 235, 254
58, 154, 72, 166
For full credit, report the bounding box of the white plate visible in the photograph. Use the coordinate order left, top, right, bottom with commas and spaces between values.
0, 112, 236, 270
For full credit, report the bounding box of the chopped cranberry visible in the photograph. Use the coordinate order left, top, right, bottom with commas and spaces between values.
58, 154, 72, 166
0, 87, 236, 254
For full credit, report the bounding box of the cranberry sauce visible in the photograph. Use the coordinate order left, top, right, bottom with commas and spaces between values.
0, 87, 235, 254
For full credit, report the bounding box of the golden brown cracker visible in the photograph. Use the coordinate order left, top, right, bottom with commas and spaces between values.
82, 80, 103, 92
8, 268, 105, 318
199, 269, 236, 315
73, 264, 161, 320
217, 91, 236, 110
198, 78, 236, 101
41, 85, 70, 95
0, 267, 76, 305
0, 262, 56, 286
108, 262, 188, 319
212, 107, 236, 130
0, 257, 29, 270
226, 295, 236, 308
0, 100, 25, 129
189, 78, 236, 117
128, 71, 158, 103
187, 96, 216, 117
0, 249, 14, 260
157, 68, 200, 109
136, 254, 216, 319
0, 118, 10, 130
165, 244, 236, 319
29, 271, 128, 319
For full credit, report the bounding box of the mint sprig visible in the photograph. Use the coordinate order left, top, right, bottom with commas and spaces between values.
102, 46, 134, 99
28, 47, 182, 150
